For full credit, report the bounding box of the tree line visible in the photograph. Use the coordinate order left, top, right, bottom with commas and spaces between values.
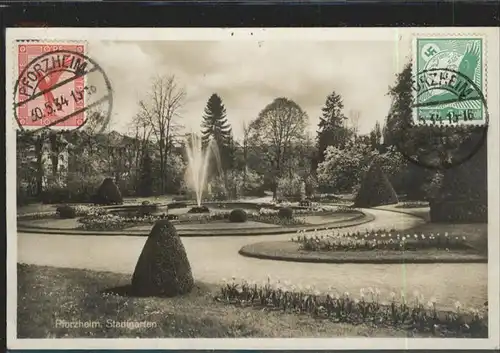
18, 63, 484, 206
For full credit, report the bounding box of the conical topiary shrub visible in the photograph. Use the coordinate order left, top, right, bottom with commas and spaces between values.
354, 162, 398, 208
131, 220, 194, 297
94, 178, 123, 205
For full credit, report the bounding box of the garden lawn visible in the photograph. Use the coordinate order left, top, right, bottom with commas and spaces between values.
375, 204, 430, 222
17, 203, 58, 215
18, 264, 429, 338
20, 218, 80, 229
370, 204, 487, 254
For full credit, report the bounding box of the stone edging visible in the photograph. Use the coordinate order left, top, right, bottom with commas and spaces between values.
17, 212, 375, 237
238, 241, 488, 264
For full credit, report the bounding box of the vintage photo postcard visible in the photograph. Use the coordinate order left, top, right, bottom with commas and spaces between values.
5, 27, 499, 350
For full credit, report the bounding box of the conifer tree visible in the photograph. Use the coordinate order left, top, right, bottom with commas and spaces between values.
316, 91, 350, 165
201, 93, 234, 171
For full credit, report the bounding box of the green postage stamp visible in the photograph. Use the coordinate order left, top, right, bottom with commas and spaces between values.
413, 36, 486, 125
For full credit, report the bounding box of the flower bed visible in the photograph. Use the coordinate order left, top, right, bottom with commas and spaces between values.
292, 229, 471, 252
266, 203, 358, 216
250, 214, 306, 226
216, 278, 487, 337
77, 211, 232, 231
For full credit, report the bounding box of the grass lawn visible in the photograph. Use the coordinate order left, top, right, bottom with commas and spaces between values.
18, 264, 429, 338
374, 203, 431, 222
17, 202, 58, 215
16, 196, 178, 215
409, 223, 488, 255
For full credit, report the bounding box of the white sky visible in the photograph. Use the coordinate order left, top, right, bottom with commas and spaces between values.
89, 40, 401, 140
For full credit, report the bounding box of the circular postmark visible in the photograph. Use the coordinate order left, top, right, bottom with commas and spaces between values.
393, 68, 488, 170
13, 48, 113, 134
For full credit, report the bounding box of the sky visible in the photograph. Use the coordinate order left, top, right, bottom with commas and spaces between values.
89, 40, 401, 140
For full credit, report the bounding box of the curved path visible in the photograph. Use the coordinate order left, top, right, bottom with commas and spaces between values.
17, 208, 487, 310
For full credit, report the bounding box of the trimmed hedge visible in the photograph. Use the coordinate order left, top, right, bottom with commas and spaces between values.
56, 205, 76, 219
132, 220, 194, 297
430, 199, 487, 223
229, 209, 247, 223
354, 162, 398, 208
278, 207, 293, 219
93, 178, 123, 205
40, 187, 94, 204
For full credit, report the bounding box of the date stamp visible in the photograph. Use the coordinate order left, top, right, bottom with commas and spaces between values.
13, 42, 113, 132
412, 36, 487, 126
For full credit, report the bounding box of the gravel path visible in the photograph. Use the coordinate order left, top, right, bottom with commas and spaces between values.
17, 208, 487, 310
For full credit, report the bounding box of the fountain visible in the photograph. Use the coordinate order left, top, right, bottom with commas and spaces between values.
184, 133, 222, 213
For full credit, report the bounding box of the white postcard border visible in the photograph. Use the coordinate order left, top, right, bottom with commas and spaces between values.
6, 27, 500, 350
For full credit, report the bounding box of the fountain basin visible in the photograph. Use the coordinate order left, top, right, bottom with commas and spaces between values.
106, 203, 169, 217
187, 205, 210, 214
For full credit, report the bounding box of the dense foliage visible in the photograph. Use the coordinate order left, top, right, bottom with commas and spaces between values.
353, 162, 398, 208
17, 66, 485, 229
430, 138, 487, 223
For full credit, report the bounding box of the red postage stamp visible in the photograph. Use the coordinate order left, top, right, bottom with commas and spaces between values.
15, 43, 88, 129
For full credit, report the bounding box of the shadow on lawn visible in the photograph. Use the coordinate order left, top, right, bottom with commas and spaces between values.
101, 283, 213, 299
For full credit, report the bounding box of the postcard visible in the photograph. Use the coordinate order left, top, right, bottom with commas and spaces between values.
6, 27, 499, 350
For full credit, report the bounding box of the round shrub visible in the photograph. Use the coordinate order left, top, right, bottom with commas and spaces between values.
278, 207, 293, 219
229, 209, 247, 223
94, 178, 123, 205
56, 205, 76, 219
132, 220, 194, 297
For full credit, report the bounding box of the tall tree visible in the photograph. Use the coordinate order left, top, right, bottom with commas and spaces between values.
316, 91, 349, 165
369, 121, 383, 151
241, 121, 251, 187
249, 97, 308, 199
137, 75, 186, 194
138, 150, 154, 197
201, 93, 234, 172
348, 109, 361, 135
383, 64, 413, 148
